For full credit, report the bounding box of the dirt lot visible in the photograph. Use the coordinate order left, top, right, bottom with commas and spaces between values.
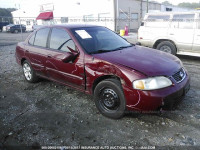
0, 32, 200, 149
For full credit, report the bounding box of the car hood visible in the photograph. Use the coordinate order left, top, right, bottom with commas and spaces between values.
92, 46, 182, 77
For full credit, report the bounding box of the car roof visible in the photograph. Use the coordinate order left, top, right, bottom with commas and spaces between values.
7, 24, 14, 26
48, 24, 101, 29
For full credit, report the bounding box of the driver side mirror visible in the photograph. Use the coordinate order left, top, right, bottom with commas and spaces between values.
61, 51, 79, 63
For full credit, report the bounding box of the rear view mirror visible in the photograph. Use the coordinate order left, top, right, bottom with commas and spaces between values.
61, 52, 79, 63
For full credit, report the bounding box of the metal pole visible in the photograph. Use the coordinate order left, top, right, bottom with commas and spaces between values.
147, 0, 149, 13
116, 0, 119, 32
141, 0, 143, 19
129, 7, 131, 32
19, 17, 23, 40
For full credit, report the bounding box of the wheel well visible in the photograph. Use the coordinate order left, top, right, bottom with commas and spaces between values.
92, 75, 121, 94
153, 39, 177, 50
21, 58, 26, 65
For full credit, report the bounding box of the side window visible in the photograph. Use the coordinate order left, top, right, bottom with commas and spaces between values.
172, 14, 195, 29
146, 15, 170, 28
50, 28, 76, 52
147, 15, 170, 20
119, 12, 128, 19
131, 13, 138, 20
28, 33, 35, 45
34, 28, 50, 47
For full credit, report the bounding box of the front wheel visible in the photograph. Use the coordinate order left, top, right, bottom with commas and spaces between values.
22, 60, 38, 83
94, 79, 126, 119
156, 41, 176, 55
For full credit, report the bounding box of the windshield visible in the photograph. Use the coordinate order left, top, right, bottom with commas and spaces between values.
71, 27, 133, 54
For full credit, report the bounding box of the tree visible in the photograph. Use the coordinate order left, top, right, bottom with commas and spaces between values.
162, 1, 172, 6
0, 8, 16, 23
178, 2, 200, 9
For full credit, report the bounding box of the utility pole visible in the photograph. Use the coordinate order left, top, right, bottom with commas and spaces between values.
147, 0, 149, 13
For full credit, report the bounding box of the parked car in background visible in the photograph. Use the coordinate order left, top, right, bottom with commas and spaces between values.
6, 24, 26, 33
0, 22, 9, 32
15, 25, 190, 119
32, 25, 44, 31
138, 12, 200, 56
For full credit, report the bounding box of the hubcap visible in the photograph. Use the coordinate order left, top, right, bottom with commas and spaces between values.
23, 63, 32, 80
99, 88, 120, 110
160, 45, 172, 54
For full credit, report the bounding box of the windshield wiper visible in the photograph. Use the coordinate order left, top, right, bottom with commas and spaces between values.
90, 49, 113, 54
112, 44, 134, 51
90, 44, 134, 54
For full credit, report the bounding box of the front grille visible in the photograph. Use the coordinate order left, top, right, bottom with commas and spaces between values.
172, 68, 186, 83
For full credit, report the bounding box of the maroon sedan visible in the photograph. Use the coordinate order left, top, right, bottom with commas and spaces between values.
15, 25, 190, 119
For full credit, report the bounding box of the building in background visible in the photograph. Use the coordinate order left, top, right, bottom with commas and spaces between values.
11, 8, 39, 31
11, 0, 193, 32
161, 4, 193, 12
35, 0, 162, 32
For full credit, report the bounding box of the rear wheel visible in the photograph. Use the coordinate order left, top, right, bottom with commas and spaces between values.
22, 60, 38, 83
156, 41, 176, 55
94, 79, 126, 119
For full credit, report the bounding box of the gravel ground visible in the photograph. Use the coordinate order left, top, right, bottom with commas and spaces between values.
0, 33, 200, 149
0, 32, 30, 46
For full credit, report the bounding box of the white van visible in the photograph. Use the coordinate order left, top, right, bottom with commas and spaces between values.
138, 12, 200, 56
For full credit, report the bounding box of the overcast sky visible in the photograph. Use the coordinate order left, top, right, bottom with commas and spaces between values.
0, 0, 199, 9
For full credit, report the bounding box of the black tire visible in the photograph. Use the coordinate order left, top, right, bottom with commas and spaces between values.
156, 41, 176, 55
94, 79, 126, 119
22, 60, 38, 83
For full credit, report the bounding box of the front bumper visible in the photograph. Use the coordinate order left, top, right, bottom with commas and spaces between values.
124, 73, 190, 111
162, 81, 190, 110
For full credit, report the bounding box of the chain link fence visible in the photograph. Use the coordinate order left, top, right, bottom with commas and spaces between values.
0, 16, 140, 46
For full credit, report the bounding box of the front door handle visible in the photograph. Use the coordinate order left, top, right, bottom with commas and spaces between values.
25, 50, 29, 53
47, 55, 52, 58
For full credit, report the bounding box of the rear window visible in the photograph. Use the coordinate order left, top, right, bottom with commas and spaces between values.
34, 28, 50, 47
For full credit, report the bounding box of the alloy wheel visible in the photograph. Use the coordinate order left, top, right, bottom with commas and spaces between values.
23, 63, 32, 81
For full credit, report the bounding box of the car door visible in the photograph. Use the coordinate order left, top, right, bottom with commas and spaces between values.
24, 28, 50, 77
192, 13, 200, 52
45, 27, 85, 90
169, 13, 195, 52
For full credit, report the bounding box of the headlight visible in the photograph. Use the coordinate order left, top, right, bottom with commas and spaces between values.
133, 76, 172, 90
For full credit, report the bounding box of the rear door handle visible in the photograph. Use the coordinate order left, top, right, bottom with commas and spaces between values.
25, 50, 29, 53
47, 55, 52, 58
